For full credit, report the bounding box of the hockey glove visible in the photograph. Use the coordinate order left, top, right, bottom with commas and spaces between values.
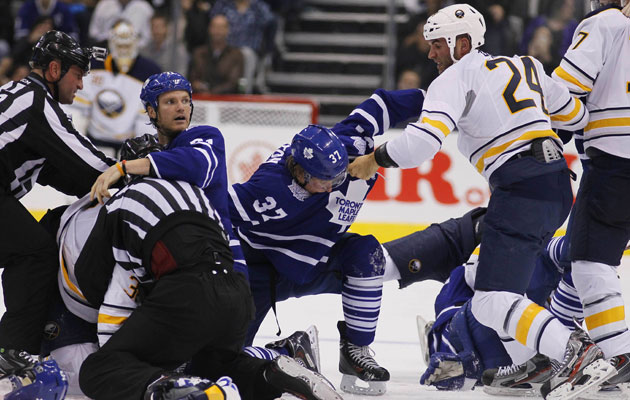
420, 350, 481, 391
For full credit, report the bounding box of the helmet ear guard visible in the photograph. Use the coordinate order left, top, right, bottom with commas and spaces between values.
423, 4, 486, 63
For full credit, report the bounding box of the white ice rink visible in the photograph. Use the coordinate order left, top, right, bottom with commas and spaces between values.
3, 257, 630, 400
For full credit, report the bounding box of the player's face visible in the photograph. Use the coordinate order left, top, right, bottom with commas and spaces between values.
304, 176, 334, 194
57, 65, 85, 104
428, 38, 454, 74
154, 90, 191, 137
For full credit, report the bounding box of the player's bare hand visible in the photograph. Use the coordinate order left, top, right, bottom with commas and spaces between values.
348, 153, 379, 180
90, 165, 123, 204
624, 2, 630, 17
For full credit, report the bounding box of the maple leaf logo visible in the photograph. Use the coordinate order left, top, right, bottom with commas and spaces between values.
303, 147, 314, 159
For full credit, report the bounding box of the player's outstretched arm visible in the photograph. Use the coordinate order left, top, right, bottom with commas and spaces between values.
348, 153, 379, 180
90, 158, 151, 203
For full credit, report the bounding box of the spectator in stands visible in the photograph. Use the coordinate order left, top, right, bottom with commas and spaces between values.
0, 16, 54, 85
66, 20, 161, 157
527, 25, 555, 74
15, 0, 79, 41
397, 68, 421, 90
210, 0, 275, 55
396, 18, 438, 90
469, 1, 519, 56
89, 0, 154, 48
210, 0, 275, 93
189, 14, 244, 94
182, 0, 212, 52
140, 12, 189, 75
63, 0, 99, 46
519, 0, 578, 70
0, 2, 15, 61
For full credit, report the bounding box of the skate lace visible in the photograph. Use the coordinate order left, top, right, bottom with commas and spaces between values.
496, 364, 520, 377
17, 351, 37, 365
348, 344, 380, 369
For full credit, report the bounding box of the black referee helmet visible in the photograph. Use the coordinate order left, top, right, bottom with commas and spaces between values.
30, 30, 106, 78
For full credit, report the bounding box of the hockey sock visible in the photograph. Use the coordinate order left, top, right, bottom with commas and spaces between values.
342, 275, 383, 346
572, 260, 630, 357
243, 346, 283, 360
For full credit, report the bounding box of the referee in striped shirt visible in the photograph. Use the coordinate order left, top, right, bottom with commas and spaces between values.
0, 30, 114, 373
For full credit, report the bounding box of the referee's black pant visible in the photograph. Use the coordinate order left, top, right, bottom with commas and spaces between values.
0, 193, 60, 354
79, 266, 281, 400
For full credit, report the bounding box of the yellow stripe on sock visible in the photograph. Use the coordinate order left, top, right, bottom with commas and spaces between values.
585, 306, 626, 330
204, 384, 225, 400
97, 314, 128, 325
516, 303, 545, 345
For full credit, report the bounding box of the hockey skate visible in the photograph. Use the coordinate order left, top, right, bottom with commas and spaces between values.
337, 320, 389, 396
584, 353, 630, 400
266, 325, 321, 373
144, 374, 240, 400
540, 328, 617, 399
482, 353, 552, 397
416, 315, 434, 366
264, 355, 343, 400
0, 348, 37, 380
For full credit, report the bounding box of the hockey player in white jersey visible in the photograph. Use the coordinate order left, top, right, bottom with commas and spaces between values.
550, 0, 630, 392
349, 4, 615, 399
66, 20, 161, 157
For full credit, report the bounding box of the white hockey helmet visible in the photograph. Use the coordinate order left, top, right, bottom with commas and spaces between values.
108, 19, 138, 74
423, 4, 486, 63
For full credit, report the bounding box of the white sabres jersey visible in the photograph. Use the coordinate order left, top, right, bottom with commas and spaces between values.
387, 50, 588, 180
56, 196, 104, 324
553, 6, 630, 160
67, 57, 157, 143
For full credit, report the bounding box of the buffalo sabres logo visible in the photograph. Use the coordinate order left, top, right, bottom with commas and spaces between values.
96, 89, 125, 117
455, 9, 465, 18
409, 259, 422, 273
43, 321, 60, 340
303, 147, 314, 159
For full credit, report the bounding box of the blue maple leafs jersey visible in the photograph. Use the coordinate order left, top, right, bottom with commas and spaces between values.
229, 89, 425, 284
147, 125, 247, 276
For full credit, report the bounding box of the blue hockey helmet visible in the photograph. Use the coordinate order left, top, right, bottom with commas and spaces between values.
5, 360, 68, 400
290, 124, 348, 188
140, 71, 193, 112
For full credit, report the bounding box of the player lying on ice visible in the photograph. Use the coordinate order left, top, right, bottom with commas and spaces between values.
418, 234, 630, 399
36, 151, 345, 400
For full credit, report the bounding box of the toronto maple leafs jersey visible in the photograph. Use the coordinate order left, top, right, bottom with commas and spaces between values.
66, 56, 161, 143
386, 50, 589, 180
147, 125, 247, 277
229, 89, 425, 284
57, 178, 224, 346
552, 5, 630, 160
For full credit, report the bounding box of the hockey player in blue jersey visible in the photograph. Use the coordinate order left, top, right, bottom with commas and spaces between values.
418, 235, 587, 397
227, 88, 427, 396
90, 71, 248, 281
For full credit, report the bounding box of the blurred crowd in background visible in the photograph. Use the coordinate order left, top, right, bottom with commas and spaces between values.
0, 0, 595, 95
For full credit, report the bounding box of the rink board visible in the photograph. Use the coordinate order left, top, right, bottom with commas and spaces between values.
22, 126, 585, 243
